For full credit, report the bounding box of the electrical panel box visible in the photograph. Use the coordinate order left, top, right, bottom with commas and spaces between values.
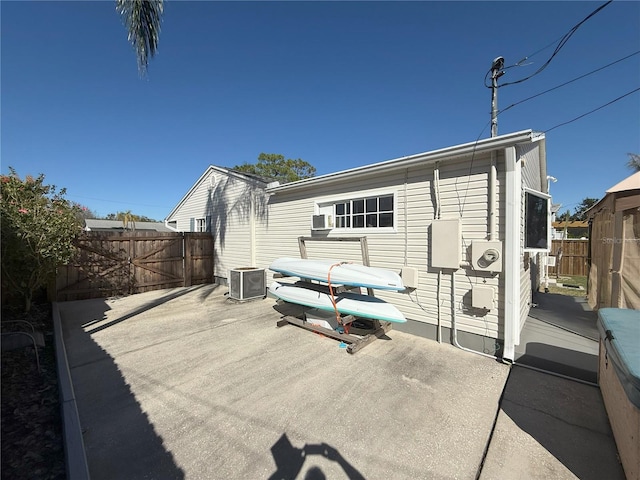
471, 240, 503, 272
472, 285, 495, 310
431, 219, 461, 269
400, 266, 419, 289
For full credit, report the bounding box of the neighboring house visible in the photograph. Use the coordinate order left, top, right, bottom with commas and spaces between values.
587, 171, 640, 310
84, 219, 173, 232
551, 220, 589, 239
164, 166, 273, 282
167, 129, 551, 362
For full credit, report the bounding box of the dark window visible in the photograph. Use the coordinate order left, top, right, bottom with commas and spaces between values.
525, 191, 549, 250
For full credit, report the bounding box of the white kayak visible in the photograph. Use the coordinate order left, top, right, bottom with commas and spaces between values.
269, 281, 407, 323
269, 257, 405, 292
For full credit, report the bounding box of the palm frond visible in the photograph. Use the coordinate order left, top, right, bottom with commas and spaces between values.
116, 0, 164, 75
627, 153, 640, 172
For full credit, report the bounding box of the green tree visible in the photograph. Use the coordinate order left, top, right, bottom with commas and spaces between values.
1, 168, 83, 311
116, 0, 163, 75
105, 211, 157, 223
627, 153, 640, 172
571, 197, 599, 222
72, 202, 99, 221
233, 153, 316, 184
558, 210, 571, 222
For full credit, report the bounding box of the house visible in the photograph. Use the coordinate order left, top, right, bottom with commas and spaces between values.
164, 166, 273, 283
166, 129, 550, 362
84, 219, 174, 232
587, 171, 640, 310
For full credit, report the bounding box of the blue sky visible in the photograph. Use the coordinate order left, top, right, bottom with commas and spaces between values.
2, 1, 639, 221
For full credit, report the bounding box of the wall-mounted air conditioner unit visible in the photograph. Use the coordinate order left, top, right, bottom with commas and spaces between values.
311, 214, 332, 230
228, 267, 266, 301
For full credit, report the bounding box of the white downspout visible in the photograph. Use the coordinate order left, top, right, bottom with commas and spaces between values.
434, 163, 442, 343
503, 146, 521, 361
250, 192, 256, 266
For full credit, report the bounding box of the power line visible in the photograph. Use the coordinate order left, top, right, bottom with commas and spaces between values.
67, 193, 171, 210
496, 0, 613, 88
544, 87, 640, 133
498, 50, 640, 115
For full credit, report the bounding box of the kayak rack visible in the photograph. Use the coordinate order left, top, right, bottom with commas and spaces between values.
276, 235, 393, 353
275, 302, 393, 354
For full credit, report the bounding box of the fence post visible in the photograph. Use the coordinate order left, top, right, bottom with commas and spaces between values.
184, 233, 192, 287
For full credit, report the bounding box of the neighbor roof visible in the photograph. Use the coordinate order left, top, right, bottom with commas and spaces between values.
606, 171, 640, 194
84, 219, 173, 232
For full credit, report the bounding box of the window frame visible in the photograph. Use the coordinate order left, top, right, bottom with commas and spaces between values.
316, 190, 397, 233
195, 218, 207, 232
523, 188, 551, 252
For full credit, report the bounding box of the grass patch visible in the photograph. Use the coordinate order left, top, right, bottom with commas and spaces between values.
547, 275, 587, 297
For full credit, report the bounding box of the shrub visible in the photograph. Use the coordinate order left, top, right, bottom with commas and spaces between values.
1, 167, 82, 311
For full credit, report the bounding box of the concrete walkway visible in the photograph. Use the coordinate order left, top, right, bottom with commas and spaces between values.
57, 285, 624, 479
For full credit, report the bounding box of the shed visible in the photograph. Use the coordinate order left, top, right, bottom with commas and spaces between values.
168, 130, 551, 361
587, 171, 640, 310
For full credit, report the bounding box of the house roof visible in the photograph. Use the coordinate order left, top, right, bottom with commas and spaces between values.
587, 171, 640, 217
165, 165, 271, 221
84, 219, 173, 232
267, 129, 544, 193
606, 171, 640, 193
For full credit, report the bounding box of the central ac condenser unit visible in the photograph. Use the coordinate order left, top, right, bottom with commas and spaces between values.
229, 267, 266, 301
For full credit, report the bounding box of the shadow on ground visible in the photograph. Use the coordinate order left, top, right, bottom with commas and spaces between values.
530, 292, 598, 340
268, 433, 365, 480
517, 343, 598, 384
84, 285, 212, 335
498, 366, 624, 480
60, 291, 189, 479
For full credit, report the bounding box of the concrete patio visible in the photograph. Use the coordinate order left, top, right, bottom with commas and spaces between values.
55, 285, 625, 479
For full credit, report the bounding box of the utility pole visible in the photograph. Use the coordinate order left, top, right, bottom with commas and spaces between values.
490, 56, 504, 137
488, 56, 504, 241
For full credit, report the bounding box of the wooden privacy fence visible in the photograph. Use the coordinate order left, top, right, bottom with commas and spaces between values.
548, 239, 589, 277
55, 232, 213, 301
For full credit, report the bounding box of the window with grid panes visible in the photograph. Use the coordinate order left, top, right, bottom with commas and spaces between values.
334, 194, 394, 229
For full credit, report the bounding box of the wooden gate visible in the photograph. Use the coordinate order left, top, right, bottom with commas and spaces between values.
55, 232, 213, 301
548, 239, 589, 277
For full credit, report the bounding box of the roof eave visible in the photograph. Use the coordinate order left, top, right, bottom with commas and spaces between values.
165, 165, 270, 221
267, 129, 541, 193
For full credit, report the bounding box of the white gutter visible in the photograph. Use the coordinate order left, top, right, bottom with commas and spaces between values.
268, 130, 537, 193
503, 146, 521, 361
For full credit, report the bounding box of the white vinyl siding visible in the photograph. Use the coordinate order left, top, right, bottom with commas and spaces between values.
166, 167, 268, 279
518, 142, 543, 192
518, 143, 545, 333
258, 152, 504, 339
168, 131, 546, 347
